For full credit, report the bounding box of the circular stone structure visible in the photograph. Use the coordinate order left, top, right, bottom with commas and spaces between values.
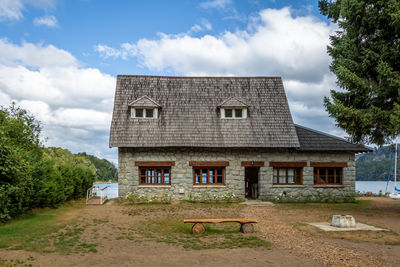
331, 215, 356, 228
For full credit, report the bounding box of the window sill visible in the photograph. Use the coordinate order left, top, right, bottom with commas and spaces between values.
193, 185, 226, 188
313, 185, 345, 188
272, 185, 305, 188
131, 118, 158, 120
138, 185, 171, 188
221, 118, 246, 120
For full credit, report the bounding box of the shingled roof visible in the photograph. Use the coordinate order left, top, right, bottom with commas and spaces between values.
295, 124, 371, 152
110, 75, 300, 148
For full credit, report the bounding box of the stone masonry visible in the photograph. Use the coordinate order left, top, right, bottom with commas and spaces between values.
118, 147, 355, 201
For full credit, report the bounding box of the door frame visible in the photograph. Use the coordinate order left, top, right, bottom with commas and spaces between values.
244, 167, 259, 199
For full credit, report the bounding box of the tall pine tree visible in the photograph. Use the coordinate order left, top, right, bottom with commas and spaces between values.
319, 0, 400, 145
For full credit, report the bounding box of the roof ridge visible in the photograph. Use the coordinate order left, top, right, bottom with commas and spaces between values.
117, 75, 282, 79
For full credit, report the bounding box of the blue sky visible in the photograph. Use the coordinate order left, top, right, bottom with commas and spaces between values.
0, 0, 341, 163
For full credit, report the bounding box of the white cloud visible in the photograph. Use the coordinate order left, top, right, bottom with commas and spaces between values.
189, 24, 203, 33
0, 39, 117, 163
0, 38, 77, 67
200, 0, 232, 9
201, 18, 212, 30
33, 15, 57, 27
0, 0, 55, 21
94, 7, 344, 138
120, 7, 334, 84
18, 100, 111, 131
187, 19, 213, 34
0, 0, 23, 21
95, 43, 137, 60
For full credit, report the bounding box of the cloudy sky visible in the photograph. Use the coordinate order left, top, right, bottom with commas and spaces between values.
0, 0, 344, 164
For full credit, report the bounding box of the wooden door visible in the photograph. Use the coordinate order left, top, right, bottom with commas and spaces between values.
245, 167, 259, 199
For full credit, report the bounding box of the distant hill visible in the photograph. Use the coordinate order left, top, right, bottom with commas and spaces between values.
77, 152, 118, 182
356, 145, 398, 181
45, 148, 117, 182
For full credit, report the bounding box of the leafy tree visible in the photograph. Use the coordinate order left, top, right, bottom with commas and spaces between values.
0, 104, 96, 221
0, 104, 41, 220
319, 0, 400, 145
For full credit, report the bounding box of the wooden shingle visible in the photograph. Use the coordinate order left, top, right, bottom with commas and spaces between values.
295, 125, 371, 152
109, 75, 300, 148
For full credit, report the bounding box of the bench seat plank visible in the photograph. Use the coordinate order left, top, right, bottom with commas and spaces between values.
184, 218, 257, 224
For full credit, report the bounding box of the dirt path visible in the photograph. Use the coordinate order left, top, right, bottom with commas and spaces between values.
1, 199, 399, 266
0, 203, 320, 267
1, 243, 320, 267
244, 206, 387, 266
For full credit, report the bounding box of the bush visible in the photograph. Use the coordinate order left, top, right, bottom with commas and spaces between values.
0, 104, 96, 221
274, 191, 357, 203
125, 192, 172, 204
186, 191, 239, 203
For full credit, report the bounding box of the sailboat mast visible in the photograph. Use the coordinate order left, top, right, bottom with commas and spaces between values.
395, 143, 397, 188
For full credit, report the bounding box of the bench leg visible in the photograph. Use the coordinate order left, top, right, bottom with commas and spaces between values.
240, 223, 254, 233
192, 223, 205, 234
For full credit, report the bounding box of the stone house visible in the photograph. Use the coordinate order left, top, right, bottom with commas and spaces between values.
109, 75, 370, 201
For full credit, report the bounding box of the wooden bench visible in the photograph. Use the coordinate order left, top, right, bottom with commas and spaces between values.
184, 218, 258, 234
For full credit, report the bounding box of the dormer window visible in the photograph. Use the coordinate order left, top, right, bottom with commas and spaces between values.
128, 96, 160, 119
221, 108, 247, 119
132, 108, 157, 118
218, 97, 248, 119
136, 109, 143, 117
146, 109, 153, 118
235, 109, 242, 118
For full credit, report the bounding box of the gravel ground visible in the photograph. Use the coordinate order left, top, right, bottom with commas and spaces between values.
244, 206, 388, 267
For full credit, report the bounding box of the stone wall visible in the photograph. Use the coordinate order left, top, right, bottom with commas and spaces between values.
118, 147, 355, 201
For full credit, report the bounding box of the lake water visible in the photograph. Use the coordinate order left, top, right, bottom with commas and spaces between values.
93, 183, 118, 199
356, 181, 399, 194
93, 181, 397, 198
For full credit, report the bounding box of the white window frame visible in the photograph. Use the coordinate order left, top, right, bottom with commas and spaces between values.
221, 108, 247, 119
131, 108, 158, 119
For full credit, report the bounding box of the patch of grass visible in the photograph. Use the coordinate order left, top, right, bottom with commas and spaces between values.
0, 210, 64, 249
277, 200, 373, 212
0, 258, 10, 267
92, 218, 109, 225
29, 224, 98, 255
296, 222, 400, 245
159, 221, 269, 250
121, 202, 271, 249
326, 230, 400, 245
0, 201, 97, 254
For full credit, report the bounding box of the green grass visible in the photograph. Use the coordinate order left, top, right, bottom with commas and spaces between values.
0, 209, 63, 249
277, 199, 373, 212
0, 201, 97, 255
124, 203, 271, 250
135, 217, 271, 250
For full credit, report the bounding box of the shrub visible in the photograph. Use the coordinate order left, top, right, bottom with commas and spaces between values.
125, 192, 171, 204
274, 191, 357, 203
0, 104, 96, 221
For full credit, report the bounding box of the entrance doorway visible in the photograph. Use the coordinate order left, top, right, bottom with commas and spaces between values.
245, 167, 259, 199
